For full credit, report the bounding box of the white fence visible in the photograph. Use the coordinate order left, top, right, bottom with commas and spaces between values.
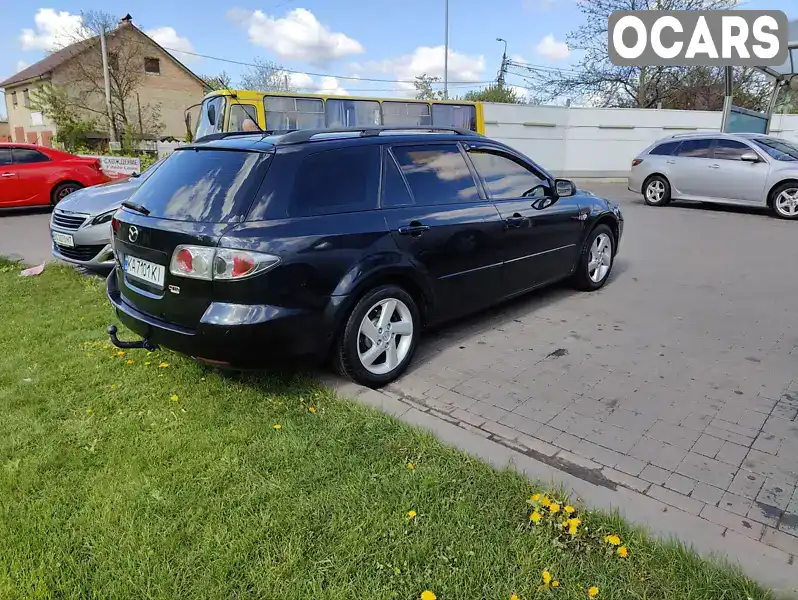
482, 103, 798, 179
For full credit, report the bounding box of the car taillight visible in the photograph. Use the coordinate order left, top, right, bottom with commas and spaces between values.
632, 158, 643, 167
169, 245, 279, 281
111, 216, 120, 235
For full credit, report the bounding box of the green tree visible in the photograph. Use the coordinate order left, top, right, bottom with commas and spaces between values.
463, 84, 523, 104
200, 71, 233, 91
414, 74, 445, 100
30, 83, 95, 151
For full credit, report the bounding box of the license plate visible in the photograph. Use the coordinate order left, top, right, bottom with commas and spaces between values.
123, 255, 166, 288
52, 231, 74, 247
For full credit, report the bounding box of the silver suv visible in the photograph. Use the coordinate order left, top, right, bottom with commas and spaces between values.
628, 132, 798, 220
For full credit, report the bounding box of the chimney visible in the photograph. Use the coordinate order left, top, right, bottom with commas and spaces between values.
120, 14, 133, 24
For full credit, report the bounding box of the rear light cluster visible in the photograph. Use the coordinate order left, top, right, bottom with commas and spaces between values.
631, 158, 643, 167
169, 245, 280, 281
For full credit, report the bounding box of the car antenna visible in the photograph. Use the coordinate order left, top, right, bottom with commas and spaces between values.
221, 85, 264, 134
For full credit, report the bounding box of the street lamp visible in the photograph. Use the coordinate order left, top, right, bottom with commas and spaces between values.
444, 0, 449, 99
496, 37, 508, 88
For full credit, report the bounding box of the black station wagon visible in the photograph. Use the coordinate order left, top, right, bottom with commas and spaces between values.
106, 126, 623, 387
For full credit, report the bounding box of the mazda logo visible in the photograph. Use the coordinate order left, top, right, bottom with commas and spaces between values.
128, 226, 139, 243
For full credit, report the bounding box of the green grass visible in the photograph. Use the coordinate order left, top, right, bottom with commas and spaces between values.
0, 259, 771, 600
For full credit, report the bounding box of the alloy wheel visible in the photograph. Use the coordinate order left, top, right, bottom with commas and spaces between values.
646, 180, 665, 203
588, 233, 612, 283
775, 187, 798, 217
357, 298, 414, 375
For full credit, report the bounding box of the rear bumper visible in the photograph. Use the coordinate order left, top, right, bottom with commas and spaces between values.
106, 269, 335, 367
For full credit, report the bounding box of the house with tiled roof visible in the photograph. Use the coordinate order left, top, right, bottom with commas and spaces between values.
0, 14, 206, 147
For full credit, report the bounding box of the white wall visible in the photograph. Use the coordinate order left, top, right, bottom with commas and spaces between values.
483, 103, 798, 178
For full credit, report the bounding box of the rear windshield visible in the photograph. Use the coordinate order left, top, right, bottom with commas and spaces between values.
128, 149, 270, 223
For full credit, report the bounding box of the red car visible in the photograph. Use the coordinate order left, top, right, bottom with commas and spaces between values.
0, 143, 110, 208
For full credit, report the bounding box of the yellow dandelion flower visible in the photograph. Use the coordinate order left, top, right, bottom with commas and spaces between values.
531, 493, 541, 502
170, 394, 179, 403
617, 546, 628, 558
552, 581, 560, 588
159, 362, 169, 368
604, 534, 621, 546
420, 591, 436, 600
565, 505, 575, 514
549, 503, 561, 514
588, 586, 599, 597
510, 595, 520, 600
116, 351, 125, 357
540, 496, 551, 507
309, 407, 317, 414
530, 511, 542, 523
126, 359, 133, 365
273, 424, 281, 430
407, 462, 415, 470
542, 571, 552, 585
407, 510, 417, 519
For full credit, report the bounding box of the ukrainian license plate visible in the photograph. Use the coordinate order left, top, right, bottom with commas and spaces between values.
52, 231, 74, 247
124, 255, 165, 287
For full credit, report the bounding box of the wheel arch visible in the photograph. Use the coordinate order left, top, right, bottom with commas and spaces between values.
50, 179, 84, 204
642, 172, 669, 191
766, 178, 798, 208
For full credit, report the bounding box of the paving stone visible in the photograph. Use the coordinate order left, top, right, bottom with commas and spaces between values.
756, 478, 795, 511
640, 464, 670, 485
553, 431, 582, 453
690, 482, 725, 506
515, 434, 559, 457
728, 469, 767, 500
458, 422, 491, 438
761, 415, 798, 439
602, 467, 650, 493
716, 441, 750, 467
676, 452, 736, 490
498, 412, 544, 437
718, 492, 753, 517
513, 399, 561, 424
435, 389, 479, 410
700, 505, 765, 539
752, 433, 783, 456
692, 433, 725, 459
703, 425, 755, 447
747, 502, 782, 528
613, 453, 647, 477
451, 408, 486, 428
648, 485, 704, 515
481, 419, 520, 441
780, 511, 798, 536
647, 421, 702, 450
533, 424, 563, 443
664, 472, 697, 495
587, 424, 643, 454
761, 526, 798, 555
555, 450, 601, 471
604, 407, 657, 435
743, 449, 798, 487
467, 400, 511, 423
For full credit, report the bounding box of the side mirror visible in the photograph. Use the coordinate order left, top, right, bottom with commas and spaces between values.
207, 103, 216, 126
555, 179, 576, 197
740, 152, 760, 163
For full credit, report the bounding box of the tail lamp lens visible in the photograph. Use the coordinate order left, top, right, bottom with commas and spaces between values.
169, 245, 279, 281
632, 158, 643, 167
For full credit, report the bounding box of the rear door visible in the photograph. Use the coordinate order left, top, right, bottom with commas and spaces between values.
382, 142, 504, 321
466, 146, 584, 296
0, 148, 19, 206
669, 138, 714, 198
10, 147, 51, 205
112, 148, 272, 328
708, 138, 770, 205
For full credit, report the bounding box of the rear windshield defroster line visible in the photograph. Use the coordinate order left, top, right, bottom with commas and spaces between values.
126, 149, 272, 223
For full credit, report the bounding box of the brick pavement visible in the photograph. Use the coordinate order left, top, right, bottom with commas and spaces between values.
389, 184, 798, 560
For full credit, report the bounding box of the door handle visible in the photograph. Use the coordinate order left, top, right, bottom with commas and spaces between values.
666, 160, 675, 164
397, 223, 430, 236
709, 164, 720, 169
504, 214, 527, 228
0, 173, 14, 178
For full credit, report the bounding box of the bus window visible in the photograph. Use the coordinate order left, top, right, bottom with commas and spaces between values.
382, 101, 432, 127
326, 99, 381, 128
264, 96, 325, 131
195, 95, 226, 138
432, 104, 477, 132
229, 104, 260, 132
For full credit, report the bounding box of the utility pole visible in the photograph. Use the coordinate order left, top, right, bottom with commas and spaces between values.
100, 26, 117, 144
443, 0, 449, 99
496, 38, 508, 88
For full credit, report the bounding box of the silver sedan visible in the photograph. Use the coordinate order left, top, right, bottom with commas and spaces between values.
50, 159, 164, 271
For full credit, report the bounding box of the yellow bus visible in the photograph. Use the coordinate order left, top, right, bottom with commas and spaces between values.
187, 89, 485, 139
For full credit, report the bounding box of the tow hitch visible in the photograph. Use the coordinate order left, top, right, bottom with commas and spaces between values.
107, 325, 159, 352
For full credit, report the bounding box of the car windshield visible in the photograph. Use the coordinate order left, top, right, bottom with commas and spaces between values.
751, 137, 798, 162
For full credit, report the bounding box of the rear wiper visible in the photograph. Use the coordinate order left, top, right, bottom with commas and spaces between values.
121, 201, 150, 216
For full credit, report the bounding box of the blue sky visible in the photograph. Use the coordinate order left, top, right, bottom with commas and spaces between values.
1, 0, 796, 118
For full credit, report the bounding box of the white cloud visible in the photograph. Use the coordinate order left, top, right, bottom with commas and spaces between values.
146, 26, 197, 63
289, 72, 348, 96
368, 45, 485, 94
20, 8, 83, 51
536, 34, 571, 61
228, 8, 363, 66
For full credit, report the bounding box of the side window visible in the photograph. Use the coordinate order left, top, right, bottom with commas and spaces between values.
382, 102, 432, 127
290, 145, 380, 217
229, 104, 259, 132
12, 149, 49, 164
432, 104, 477, 132
382, 150, 414, 208
391, 144, 480, 206
675, 139, 712, 158
468, 150, 549, 200
0, 149, 12, 165
713, 139, 753, 161
326, 99, 381, 127
649, 141, 680, 156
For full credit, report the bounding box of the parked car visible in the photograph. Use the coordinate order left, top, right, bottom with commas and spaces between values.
0, 143, 110, 208
629, 132, 798, 219
50, 158, 165, 271
106, 127, 623, 387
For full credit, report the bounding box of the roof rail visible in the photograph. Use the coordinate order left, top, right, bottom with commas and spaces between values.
192, 130, 273, 144
276, 125, 480, 145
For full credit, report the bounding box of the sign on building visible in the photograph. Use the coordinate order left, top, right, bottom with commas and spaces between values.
79, 155, 141, 179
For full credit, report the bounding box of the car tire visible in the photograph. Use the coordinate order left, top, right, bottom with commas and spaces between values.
51, 182, 83, 205
643, 175, 671, 207
333, 284, 420, 388
770, 181, 798, 220
571, 224, 615, 292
